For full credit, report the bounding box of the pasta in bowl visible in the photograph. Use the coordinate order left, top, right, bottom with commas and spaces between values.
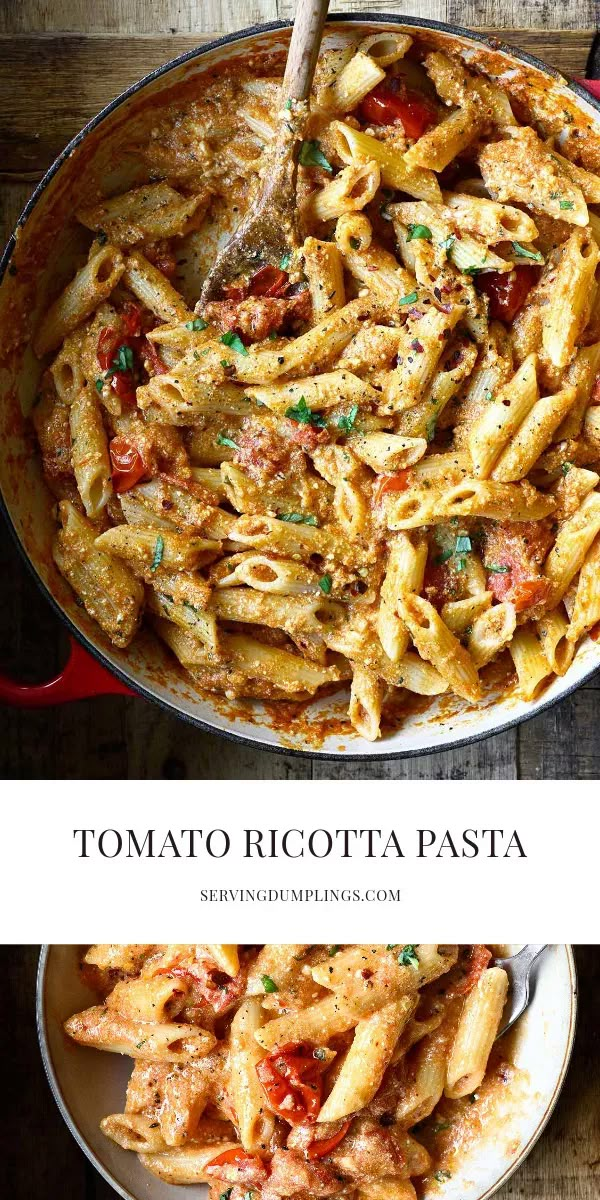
38, 944, 577, 1200
2, 18, 600, 754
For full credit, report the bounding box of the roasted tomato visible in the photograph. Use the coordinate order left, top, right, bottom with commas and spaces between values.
307, 1121, 353, 1160
205, 1147, 269, 1185
249, 265, 290, 298
287, 421, 329, 451
444, 945, 492, 999
359, 81, 436, 139
476, 266, 539, 324
109, 436, 149, 493
120, 300, 144, 338
483, 520, 553, 613
143, 337, 169, 376
97, 327, 138, 404
374, 470, 413, 504
256, 1041, 329, 1125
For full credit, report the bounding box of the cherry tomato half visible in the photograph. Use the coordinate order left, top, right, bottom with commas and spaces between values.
476, 265, 538, 324
256, 1041, 329, 1125
109, 436, 149, 493
374, 469, 413, 504
205, 1147, 269, 1185
250, 265, 290, 298
359, 82, 436, 139
307, 1121, 352, 1160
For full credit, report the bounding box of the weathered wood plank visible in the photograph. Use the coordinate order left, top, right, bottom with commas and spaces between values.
312, 729, 518, 779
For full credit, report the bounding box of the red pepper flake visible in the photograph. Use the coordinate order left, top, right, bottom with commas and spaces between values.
410, 339, 424, 353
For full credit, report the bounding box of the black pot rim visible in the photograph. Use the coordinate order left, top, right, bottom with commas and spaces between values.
2, 13, 599, 763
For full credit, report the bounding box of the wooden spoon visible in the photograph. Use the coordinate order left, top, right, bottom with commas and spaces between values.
199, 0, 330, 305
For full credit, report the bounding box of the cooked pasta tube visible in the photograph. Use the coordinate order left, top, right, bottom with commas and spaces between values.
106, 977, 188, 1023
382, 305, 464, 413
468, 602, 516, 670
246, 945, 311, 996
211, 588, 340, 639
509, 627, 554, 699
536, 607, 574, 675
34, 243, 125, 357
469, 353, 539, 478
205, 945, 239, 975
326, 50, 386, 111
445, 967, 509, 1098
543, 491, 600, 607
317, 997, 416, 1121
359, 1182, 417, 1200
53, 501, 143, 648
567, 534, 600, 642
101, 1113, 169, 1153
245, 369, 377, 414
95, 525, 221, 572
312, 945, 458, 995
541, 229, 600, 369
140, 1143, 240, 1185
219, 553, 321, 595
378, 535, 427, 663
385, 479, 555, 529
491, 386, 577, 481
443, 192, 538, 244
123, 250, 192, 323
77, 182, 206, 246
404, 100, 481, 173
64, 1006, 216, 1061
441, 592, 492, 637
352, 433, 427, 473
148, 589, 219, 651
394, 1018, 454, 1125
334, 212, 419, 306
358, 31, 412, 67
307, 159, 381, 223
302, 236, 346, 319
230, 998, 275, 1152
349, 665, 385, 741
397, 593, 481, 702
69, 387, 112, 517
330, 121, 442, 203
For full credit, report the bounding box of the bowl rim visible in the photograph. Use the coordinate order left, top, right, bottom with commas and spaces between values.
36, 943, 579, 1200
2, 13, 600, 761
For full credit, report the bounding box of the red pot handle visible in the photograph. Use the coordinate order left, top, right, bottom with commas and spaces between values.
0, 636, 134, 707
576, 79, 600, 98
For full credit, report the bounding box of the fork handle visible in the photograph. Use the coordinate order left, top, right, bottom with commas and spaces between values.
282, 0, 330, 101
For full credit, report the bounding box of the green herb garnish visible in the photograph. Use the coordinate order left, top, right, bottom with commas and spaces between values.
561, 461, 572, 476
485, 563, 510, 574
278, 512, 318, 525
512, 241, 543, 263
398, 945, 419, 968
185, 317, 208, 331
109, 344, 134, 374
150, 535, 164, 573
285, 395, 326, 427
440, 235, 456, 257
399, 290, 418, 306
407, 223, 432, 242
455, 534, 471, 554
386, 944, 397, 950
284, 98, 292, 111
426, 414, 437, 442
299, 140, 333, 172
434, 1171, 452, 1183
216, 432, 239, 450
329, 945, 340, 956
337, 404, 359, 433
318, 574, 332, 594
433, 1122, 451, 1134
559, 200, 574, 210
220, 331, 249, 356
95, 378, 104, 392
262, 975, 278, 993
435, 548, 453, 565
280, 252, 291, 269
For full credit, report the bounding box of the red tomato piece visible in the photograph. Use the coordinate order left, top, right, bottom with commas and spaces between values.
590, 374, 600, 405
359, 82, 436, 139
205, 1147, 269, 1185
374, 470, 412, 504
445, 945, 492, 999
120, 300, 144, 338
143, 337, 169, 376
97, 327, 122, 372
287, 422, 329, 451
250, 265, 290, 298
476, 266, 538, 324
256, 1042, 329, 1125
508, 578, 550, 613
109, 436, 149, 493
307, 1121, 352, 1160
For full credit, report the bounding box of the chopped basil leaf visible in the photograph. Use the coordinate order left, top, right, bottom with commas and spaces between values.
318, 574, 332, 594
299, 139, 333, 172
407, 223, 432, 242
150, 536, 164, 573
512, 241, 543, 263
456, 556, 467, 572
559, 200, 574, 210
135, 1039, 147, 1048
440, 235, 456, 257
279, 252, 291, 269
484, 389, 494, 402
399, 290, 418, 306
278, 512, 318, 525
337, 403, 359, 433
110, 344, 134, 373
216, 432, 239, 450
220, 1190, 233, 1200
485, 563, 510, 574
220, 331, 249, 356
386, 944, 397, 950
433, 1122, 451, 1134
561, 461, 572, 476
435, 548, 453, 565
285, 395, 326, 427
398, 945, 419, 968
463, 263, 485, 276
220, 359, 231, 368
434, 1170, 452, 1183
455, 534, 471, 554
95, 378, 104, 392
185, 317, 208, 331
268, 330, 279, 340
285, 98, 292, 110
426, 414, 437, 443
262, 974, 278, 993
329, 945, 340, 956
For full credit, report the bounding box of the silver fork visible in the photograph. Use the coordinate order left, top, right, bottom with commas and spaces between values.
493, 944, 549, 1038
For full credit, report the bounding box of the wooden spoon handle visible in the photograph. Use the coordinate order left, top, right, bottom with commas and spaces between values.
282, 0, 330, 101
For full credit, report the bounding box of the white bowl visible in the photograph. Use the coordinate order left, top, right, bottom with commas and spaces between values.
37, 944, 577, 1200
2, 17, 600, 758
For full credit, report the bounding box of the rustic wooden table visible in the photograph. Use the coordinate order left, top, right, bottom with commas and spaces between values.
1, 1, 599, 780
3, 944, 599, 1198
